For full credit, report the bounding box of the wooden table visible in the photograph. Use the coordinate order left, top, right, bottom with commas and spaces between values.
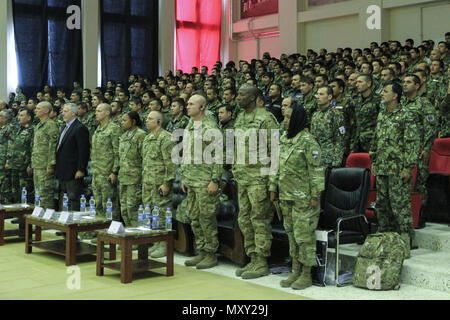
0, 204, 41, 246
96, 229, 175, 284
25, 215, 113, 266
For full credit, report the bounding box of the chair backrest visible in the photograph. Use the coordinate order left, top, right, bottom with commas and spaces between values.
429, 138, 450, 175
345, 153, 375, 189
319, 168, 371, 233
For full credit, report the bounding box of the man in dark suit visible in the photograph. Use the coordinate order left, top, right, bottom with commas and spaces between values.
55, 103, 90, 211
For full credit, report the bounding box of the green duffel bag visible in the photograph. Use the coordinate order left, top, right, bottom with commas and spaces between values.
352, 232, 407, 290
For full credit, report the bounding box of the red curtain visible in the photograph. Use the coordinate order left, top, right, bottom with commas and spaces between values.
175, 0, 222, 74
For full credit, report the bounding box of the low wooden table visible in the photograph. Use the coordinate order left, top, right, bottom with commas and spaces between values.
0, 204, 41, 246
96, 229, 175, 284
25, 215, 113, 266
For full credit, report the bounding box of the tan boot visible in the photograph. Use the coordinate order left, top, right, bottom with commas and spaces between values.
400, 233, 411, 259
196, 253, 218, 269
184, 251, 206, 267
280, 260, 301, 288
241, 255, 269, 279
151, 242, 167, 258
235, 254, 256, 277
291, 266, 312, 290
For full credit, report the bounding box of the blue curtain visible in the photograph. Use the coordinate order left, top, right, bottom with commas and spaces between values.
101, 0, 158, 87
13, 0, 82, 97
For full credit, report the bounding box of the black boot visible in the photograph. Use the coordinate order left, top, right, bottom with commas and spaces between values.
416, 207, 426, 229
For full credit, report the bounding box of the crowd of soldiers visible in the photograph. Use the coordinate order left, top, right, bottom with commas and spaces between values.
0, 32, 449, 290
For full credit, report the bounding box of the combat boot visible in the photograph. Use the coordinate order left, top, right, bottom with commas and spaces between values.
151, 242, 167, 258
291, 266, 312, 290
184, 251, 206, 267
400, 233, 411, 259
280, 260, 301, 288
196, 253, 218, 269
241, 255, 269, 279
235, 254, 256, 277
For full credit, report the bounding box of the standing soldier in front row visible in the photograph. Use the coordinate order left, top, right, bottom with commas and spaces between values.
91, 103, 121, 220
370, 82, 420, 258
5, 108, 34, 204
181, 94, 223, 270
0, 110, 14, 203
31, 102, 59, 209
118, 111, 147, 227
310, 86, 346, 169
269, 103, 324, 290
142, 111, 177, 258
233, 85, 278, 280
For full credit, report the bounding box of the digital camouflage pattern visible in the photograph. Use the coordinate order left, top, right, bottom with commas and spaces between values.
438, 94, 450, 138
0, 123, 13, 202
166, 115, 190, 133
142, 128, 176, 226
269, 130, 324, 267
310, 105, 346, 168
31, 119, 59, 209
352, 232, 407, 290
351, 92, 381, 152
297, 91, 317, 129
118, 127, 146, 226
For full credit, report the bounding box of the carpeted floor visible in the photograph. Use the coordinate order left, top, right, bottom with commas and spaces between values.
0, 222, 308, 300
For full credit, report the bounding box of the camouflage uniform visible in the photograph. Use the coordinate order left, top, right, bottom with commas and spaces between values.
333, 97, 355, 157
0, 124, 13, 203
166, 115, 190, 133
370, 104, 420, 237
142, 128, 176, 227
79, 113, 99, 143
91, 120, 121, 219
269, 130, 324, 267
402, 95, 439, 210
118, 128, 147, 227
180, 118, 223, 255
232, 107, 278, 259
427, 75, 448, 107
310, 104, 346, 168
438, 93, 450, 138
298, 91, 317, 129
31, 119, 59, 209
5, 125, 34, 203
206, 100, 222, 119
351, 92, 381, 152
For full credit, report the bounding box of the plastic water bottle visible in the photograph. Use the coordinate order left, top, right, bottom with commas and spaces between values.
80, 195, 87, 212
152, 206, 160, 229
89, 196, 96, 217
106, 198, 113, 220
34, 189, 41, 207
144, 204, 151, 229
21, 187, 27, 205
166, 208, 172, 231
138, 205, 144, 227
62, 193, 69, 212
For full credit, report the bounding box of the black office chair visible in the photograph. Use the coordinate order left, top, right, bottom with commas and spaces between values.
318, 167, 370, 286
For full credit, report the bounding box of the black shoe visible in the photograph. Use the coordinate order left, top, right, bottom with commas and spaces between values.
410, 238, 418, 250
11, 218, 20, 224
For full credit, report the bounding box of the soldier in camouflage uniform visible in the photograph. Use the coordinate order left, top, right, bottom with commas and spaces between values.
281, 69, 294, 99
142, 111, 177, 258
269, 103, 324, 290
310, 86, 346, 168
91, 104, 121, 220
438, 81, 450, 138
129, 98, 149, 132
370, 82, 420, 258
31, 102, 59, 209
298, 77, 317, 129
77, 102, 98, 143
4, 108, 34, 204
232, 85, 278, 279
118, 112, 147, 227
402, 75, 439, 228
0, 110, 14, 203
166, 98, 190, 133
181, 94, 223, 270
351, 74, 381, 153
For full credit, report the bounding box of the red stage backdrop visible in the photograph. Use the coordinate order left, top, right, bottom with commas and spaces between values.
176, 0, 222, 74
241, 0, 279, 19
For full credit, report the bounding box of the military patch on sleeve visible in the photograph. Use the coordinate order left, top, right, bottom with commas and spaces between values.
312, 151, 319, 160
427, 115, 434, 122
339, 126, 346, 135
